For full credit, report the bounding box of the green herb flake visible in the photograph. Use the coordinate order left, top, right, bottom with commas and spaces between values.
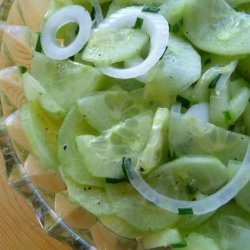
178, 207, 193, 215
176, 95, 190, 109
223, 110, 232, 121
208, 74, 222, 89
134, 17, 144, 29
122, 157, 131, 181
35, 33, 42, 53
172, 241, 188, 248
19, 66, 27, 74
142, 5, 160, 13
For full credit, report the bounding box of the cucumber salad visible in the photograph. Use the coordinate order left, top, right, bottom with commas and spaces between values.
3, 0, 250, 249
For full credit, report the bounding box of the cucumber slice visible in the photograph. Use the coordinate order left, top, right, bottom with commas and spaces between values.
58, 107, 104, 187
105, 183, 179, 231
143, 228, 183, 249
65, 176, 112, 216
146, 156, 229, 200
22, 72, 65, 120
20, 102, 61, 170
76, 113, 153, 178
77, 89, 149, 132
137, 108, 170, 173
145, 34, 201, 100
169, 113, 249, 165
209, 86, 230, 129
99, 215, 143, 239
199, 212, 250, 250
184, 233, 220, 250
193, 61, 237, 103
225, 79, 250, 126
160, 0, 186, 26
82, 27, 149, 65
183, 0, 250, 55
30, 52, 106, 111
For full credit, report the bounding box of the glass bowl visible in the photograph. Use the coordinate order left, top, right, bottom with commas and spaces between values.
0, 1, 142, 249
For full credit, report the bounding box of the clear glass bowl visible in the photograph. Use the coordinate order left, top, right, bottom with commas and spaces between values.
0, 1, 141, 249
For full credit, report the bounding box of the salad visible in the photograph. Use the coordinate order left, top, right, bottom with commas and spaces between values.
1, 0, 250, 249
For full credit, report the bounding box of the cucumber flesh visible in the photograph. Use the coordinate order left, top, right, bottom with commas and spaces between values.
137, 108, 170, 173
58, 107, 104, 187
20, 102, 60, 170
105, 182, 179, 231
82, 27, 149, 65
65, 176, 112, 216
77, 89, 149, 132
76, 113, 153, 179
22, 72, 65, 120
146, 156, 229, 200
169, 113, 249, 165
30, 52, 106, 111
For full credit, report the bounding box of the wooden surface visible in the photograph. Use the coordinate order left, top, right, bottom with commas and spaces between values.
0, 153, 70, 250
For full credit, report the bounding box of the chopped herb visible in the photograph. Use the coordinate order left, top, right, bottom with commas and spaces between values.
208, 74, 222, 89
170, 19, 183, 33
172, 241, 187, 248
134, 17, 144, 29
122, 157, 131, 181
160, 46, 168, 60
171, 22, 181, 33
35, 33, 42, 53
176, 95, 190, 109
178, 207, 193, 215
204, 58, 211, 65
19, 66, 27, 74
186, 184, 198, 194
223, 110, 232, 121
142, 5, 160, 13
105, 177, 126, 184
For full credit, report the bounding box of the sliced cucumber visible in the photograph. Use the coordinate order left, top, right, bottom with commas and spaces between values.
184, 233, 220, 250
169, 113, 249, 165
105, 182, 179, 231
137, 108, 170, 174
99, 215, 143, 239
65, 176, 112, 216
184, 0, 250, 55
146, 156, 229, 200
76, 112, 153, 178
145, 34, 201, 100
57, 107, 104, 187
30, 52, 106, 111
209, 86, 230, 129
225, 79, 250, 126
198, 211, 250, 250
22, 72, 65, 120
20, 102, 61, 170
77, 89, 149, 132
82, 27, 149, 65
143, 228, 183, 249
193, 61, 237, 102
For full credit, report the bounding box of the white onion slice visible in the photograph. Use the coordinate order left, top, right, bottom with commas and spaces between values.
125, 143, 250, 215
186, 102, 209, 123
99, 6, 169, 79
41, 5, 92, 60
91, 0, 104, 26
